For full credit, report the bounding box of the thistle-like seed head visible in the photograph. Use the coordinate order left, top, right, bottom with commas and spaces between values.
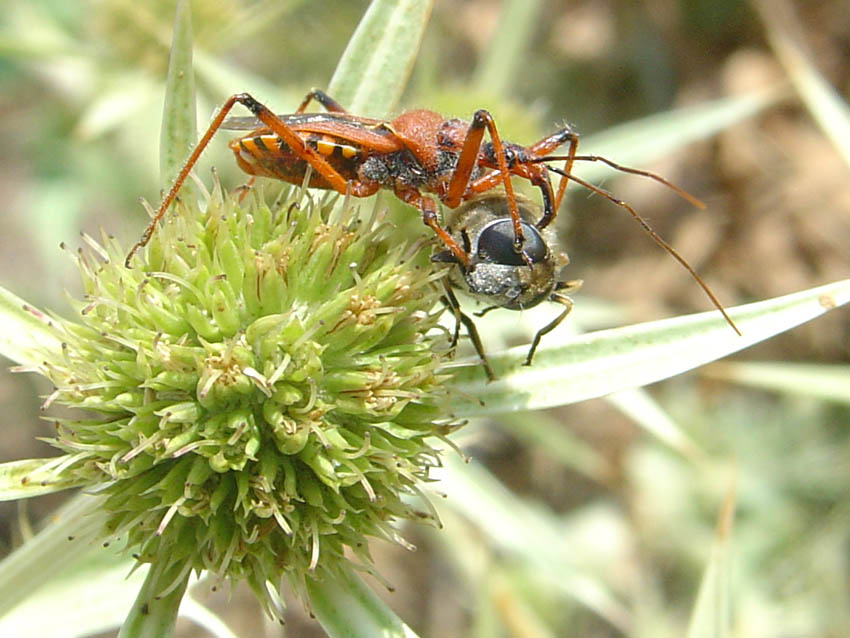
38, 182, 455, 614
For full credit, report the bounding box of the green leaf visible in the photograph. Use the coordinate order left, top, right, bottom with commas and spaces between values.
159, 0, 197, 193
328, 0, 434, 118
0, 458, 84, 501
0, 553, 143, 638
436, 454, 632, 631
606, 389, 705, 461
489, 411, 612, 481
0, 552, 235, 638
0, 285, 62, 368
307, 564, 421, 638
449, 278, 850, 417
0, 494, 108, 619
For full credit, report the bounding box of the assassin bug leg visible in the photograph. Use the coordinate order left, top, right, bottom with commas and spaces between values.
442, 109, 526, 261
126, 91, 577, 269
128, 90, 544, 268
457, 124, 580, 233
294, 88, 348, 114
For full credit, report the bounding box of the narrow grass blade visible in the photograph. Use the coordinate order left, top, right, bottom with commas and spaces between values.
754, 0, 850, 170
607, 389, 705, 461
0, 551, 233, 638
702, 361, 850, 406
687, 484, 735, 638
328, 0, 434, 118
474, 0, 544, 97
0, 554, 143, 638
159, 0, 197, 194
449, 278, 850, 416
578, 88, 784, 182
0, 494, 108, 618
435, 455, 632, 631
493, 411, 613, 483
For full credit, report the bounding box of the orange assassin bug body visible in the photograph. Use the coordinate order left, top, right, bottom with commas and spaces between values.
125, 89, 739, 336
127, 89, 576, 269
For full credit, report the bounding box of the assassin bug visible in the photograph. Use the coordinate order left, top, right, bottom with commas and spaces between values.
126, 88, 552, 267
125, 88, 739, 339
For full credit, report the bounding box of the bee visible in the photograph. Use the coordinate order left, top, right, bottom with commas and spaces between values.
432, 193, 581, 381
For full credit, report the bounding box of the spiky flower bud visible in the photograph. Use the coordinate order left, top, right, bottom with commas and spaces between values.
37, 181, 455, 615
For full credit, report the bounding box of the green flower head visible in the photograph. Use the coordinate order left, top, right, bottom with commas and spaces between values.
36, 181, 456, 615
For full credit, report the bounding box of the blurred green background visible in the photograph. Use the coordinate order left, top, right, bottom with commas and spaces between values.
1, 0, 849, 636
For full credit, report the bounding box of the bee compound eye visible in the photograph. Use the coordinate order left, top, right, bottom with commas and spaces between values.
477, 220, 548, 266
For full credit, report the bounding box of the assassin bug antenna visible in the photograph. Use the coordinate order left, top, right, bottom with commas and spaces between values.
532, 154, 706, 210
549, 162, 741, 336
540, 160, 741, 336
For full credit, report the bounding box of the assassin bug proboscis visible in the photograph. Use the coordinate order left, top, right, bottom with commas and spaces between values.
125, 89, 740, 349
